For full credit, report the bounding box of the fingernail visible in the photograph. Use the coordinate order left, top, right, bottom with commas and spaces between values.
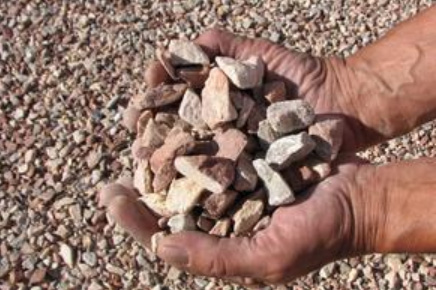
159, 245, 189, 267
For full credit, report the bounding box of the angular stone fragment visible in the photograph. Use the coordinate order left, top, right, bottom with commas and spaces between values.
131, 83, 187, 110
131, 139, 155, 162
133, 160, 153, 195
122, 105, 141, 133
215, 56, 264, 89
166, 177, 205, 214
281, 157, 331, 192
140, 119, 170, 149
246, 104, 267, 134
254, 216, 271, 232
213, 128, 247, 161
136, 110, 153, 138
151, 231, 168, 253
309, 116, 345, 162
177, 65, 210, 89
197, 215, 215, 232
209, 218, 231, 237
263, 81, 287, 103
234, 153, 258, 192
139, 193, 172, 218
154, 112, 180, 127
257, 119, 283, 148
202, 190, 238, 219
232, 198, 264, 235
253, 159, 295, 206
267, 100, 315, 133
156, 48, 178, 80
150, 127, 196, 192
231, 92, 255, 128
178, 89, 207, 129
168, 214, 197, 233
201, 68, 237, 129
265, 132, 316, 169
168, 40, 210, 66
174, 155, 235, 194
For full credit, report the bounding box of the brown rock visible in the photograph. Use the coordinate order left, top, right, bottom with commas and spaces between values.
232, 92, 255, 128
246, 104, 267, 134
174, 155, 235, 194
202, 190, 238, 219
168, 40, 210, 66
133, 160, 153, 195
178, 89, 207, 129
145, 61, 171, 88
131, 83, 187, 110
234, 152, 258, 192
232, 198, 264, 235
209, 218, 232, 237
201, 68, 237, 129
309, 116, 345, 162
136, 110, 153, 138
156, 48, 178, 80
197, 215, 215, 232
213, 128, 247, 161
139, 193, 172, 218
216, 56, 264, 89
263, 81, 287, 103
131, 139, 155, 162
139, 119, 170, 149
177, 65, 210, 88
166, 177, 205, 214
122, 105, 141, 133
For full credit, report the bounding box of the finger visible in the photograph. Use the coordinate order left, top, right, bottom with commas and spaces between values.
144, 60, 171, 88
98, 183, 138, 207
107, 193, 159, 248
225, 276, 266, 288
157, 231, 268, 279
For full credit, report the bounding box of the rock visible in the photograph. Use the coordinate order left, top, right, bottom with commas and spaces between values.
232, 198, 264, 235
139, 119, 170, 149
151, 231, 168, 254
29, 268, 46, 284
139, 193, 172, 217
150, 127, 196, 192
145, 61, 171, 88
166, 177, 205, 214
213, 128, 247, 161
174, 155, 235, 194
320, 263, 336, 279
136, 110, 153, 138
154, 112, 179, 127
231, 91, 255, 128
253, 159, 295, 206
233, 152, 258, 192
265, 132, 316, 169
201, 68, 237, 129
246, 104, 267, 134
215, 56, 264, 89
72, 130, 86, 145
253, 216, 271, 232
122, 105, 141, 133
209, 218, 231, 237
156, 48, 178, 80
131, 83, 187, 110
131, 139, 155, 162
197, 216, 215, 232
309, 116, 345, 162
59, 243, 75, 268
202, 190, 238, 219
263, 81, 287, 103
177, 65, 210, 88
167, 214, 197, 233
168, 40, 210, 66
178, 88, 207, 129
267, 100, 315, 133
257, 119, 283, 147
133, 160, 153, 195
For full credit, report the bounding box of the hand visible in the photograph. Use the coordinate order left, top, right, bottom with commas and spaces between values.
100, 156, 376, 286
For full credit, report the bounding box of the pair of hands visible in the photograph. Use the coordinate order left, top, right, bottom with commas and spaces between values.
100, 29, 383, 286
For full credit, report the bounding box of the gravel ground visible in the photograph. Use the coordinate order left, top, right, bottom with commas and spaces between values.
1, 0, 435, 289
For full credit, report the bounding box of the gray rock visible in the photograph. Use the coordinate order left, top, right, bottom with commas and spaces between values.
267, 100, 315, 133
178, 88, 207, 129
215, 56, 264, 89
168, 40, 210, 66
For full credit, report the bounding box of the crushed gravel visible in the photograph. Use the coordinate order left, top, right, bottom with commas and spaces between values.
0, 0, 434, 289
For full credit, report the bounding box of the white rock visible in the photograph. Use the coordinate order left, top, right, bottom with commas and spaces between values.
139, 193, 172, 218
178, 88, 207, 129
59, 243, 75, 268
232, 198, 264, 234
166, 177, 205, 214
215, 56, 264, 89
265, 132, 316, 169
267, 100, 315, 133
168, 40, 210, 66
253, 159, 295, 206
133, 160, 153, 195
167, 214, 197, 233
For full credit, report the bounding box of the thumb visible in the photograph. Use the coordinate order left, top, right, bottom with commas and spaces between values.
157, 231, 268, 279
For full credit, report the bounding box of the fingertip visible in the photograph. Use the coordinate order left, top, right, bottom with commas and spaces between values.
194, 28, 238, 59
99, 183, 136, 207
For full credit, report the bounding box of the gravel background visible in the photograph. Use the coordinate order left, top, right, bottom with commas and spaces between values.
1, 0, 435, 289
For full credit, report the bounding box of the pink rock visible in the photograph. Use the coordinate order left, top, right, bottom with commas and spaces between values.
201, 68, 237, 129
140, 119, 170, 149
308, 116, 345, 162
136, 110, 153, 138
202, 190, 238, 219
246, 104, 267, 134
263, 81, 287, 103
197, 215, 215, 232
131, 83, 187, 110
231, 91, 255, 128
213, 128, 247, 161
122, 105, 141, 133
174, 155, 235, 194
